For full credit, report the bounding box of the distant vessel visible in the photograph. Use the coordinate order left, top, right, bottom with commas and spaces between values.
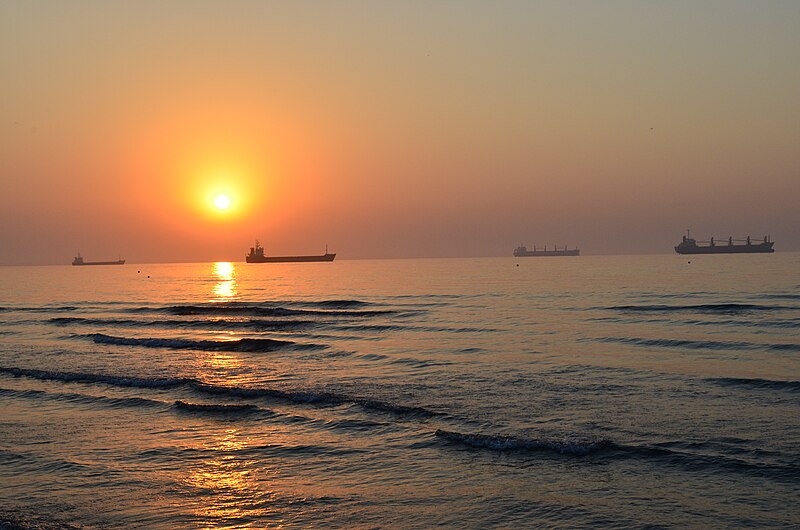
246, 240, 336, 263
514, 245, 580, 257
72, 254, 125, 266
674, 231, 774, 254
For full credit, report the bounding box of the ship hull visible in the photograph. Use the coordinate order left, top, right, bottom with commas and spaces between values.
514, 250, 580, 257
675, 244, 774, 255
72, 260, 126, 266
246, 253, 336, 263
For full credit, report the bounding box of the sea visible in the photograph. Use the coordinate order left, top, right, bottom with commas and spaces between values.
1, 254, 799, 529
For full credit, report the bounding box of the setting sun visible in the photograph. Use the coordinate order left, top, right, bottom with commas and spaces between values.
214, 194, 232, 210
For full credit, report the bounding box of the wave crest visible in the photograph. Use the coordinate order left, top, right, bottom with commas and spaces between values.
131, 303, 398, 318
0, 366, 438, 418
608, 303, 788, 314
0, 367, 191, 388
708, 377, 800, 392
173, 400, 262, 414
79, 333, 317, 352
435, 429, 610, 456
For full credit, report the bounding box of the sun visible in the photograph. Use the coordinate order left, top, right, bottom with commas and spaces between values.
213, 194, 232, 210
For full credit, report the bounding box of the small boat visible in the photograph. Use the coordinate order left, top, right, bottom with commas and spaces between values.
245, 240, 336, 263
674, 231, 774, 254
72, 254, 125, 266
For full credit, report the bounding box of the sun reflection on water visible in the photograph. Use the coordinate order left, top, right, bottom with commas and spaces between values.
212, 262, 238, 301
181, 428, 277, 526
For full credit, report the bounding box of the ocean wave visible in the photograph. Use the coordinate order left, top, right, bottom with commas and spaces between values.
758, 293, 800, 301
435, 429, 610, 456
434, 428, 800, 481
49, 316, 318, 332
0, 383, 280, 418
210, 299, 373, 309
594, 336, 800, 352
614, 443, 800, 483
78, 333, 319, 352
0, 366, 439, 418
593, 336, 760, 350
333, 323, 408, 332
173, 400, 263, 414
767, 343, 800, 352
671, 318, 800, 330
0, 305, 79, 313
607, 303, 789, 314
129, 303, 400, 318
0, 386, 164, 409
296, 300, 371, 308
0, 366, 191, 388
707, 377, 800, 392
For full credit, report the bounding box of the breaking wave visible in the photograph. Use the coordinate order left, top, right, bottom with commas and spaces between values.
50, 317, 318, 332
173, 400, 263, 414
607, 303, 789, 314
0, 366, 191, 388
77, 333, 319, 352
294, 300, 371, 309
707, 377, 800, 393
0, 366, 440, 418
434, 429, 800, 481
0, 386, 164, 409
0, 305, 79, 313
594, 336, 800, 352
435, 429, 610, 456
129, 303, 400, 318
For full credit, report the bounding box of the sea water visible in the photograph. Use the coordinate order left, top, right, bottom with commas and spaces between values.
1, 254, 798, 528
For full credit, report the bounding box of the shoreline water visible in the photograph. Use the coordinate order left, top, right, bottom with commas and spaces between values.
1, 255, 799, 528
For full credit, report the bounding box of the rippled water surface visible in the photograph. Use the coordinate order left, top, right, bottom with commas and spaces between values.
1, 255, 799, 528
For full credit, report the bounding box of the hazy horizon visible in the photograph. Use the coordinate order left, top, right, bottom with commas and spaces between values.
2, 1, 799, 265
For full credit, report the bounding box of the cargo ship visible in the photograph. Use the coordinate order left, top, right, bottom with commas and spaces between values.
674, 231, 774, 254
246, 240, 336, 263
514, 245, 580, 257
72, 254, 125, 266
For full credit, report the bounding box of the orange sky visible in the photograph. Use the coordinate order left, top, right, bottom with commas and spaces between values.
1, 1, 799, 264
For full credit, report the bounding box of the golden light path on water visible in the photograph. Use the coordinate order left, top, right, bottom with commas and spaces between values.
180, 428, 276, 525
212, 262, 238, 301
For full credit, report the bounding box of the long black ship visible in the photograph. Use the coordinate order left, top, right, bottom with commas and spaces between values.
674, 231, 774, 254
246, 240, 336, 263
72, 254, 125, 266
514, 245, 580, 257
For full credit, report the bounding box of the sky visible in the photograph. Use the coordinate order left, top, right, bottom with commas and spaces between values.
1, 0, 799, 264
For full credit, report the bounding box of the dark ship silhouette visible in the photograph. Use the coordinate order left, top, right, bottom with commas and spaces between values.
72, 254, 125, 266
246, 240, 336, 263
514, 245, 580, 257
674, 231, 774, 254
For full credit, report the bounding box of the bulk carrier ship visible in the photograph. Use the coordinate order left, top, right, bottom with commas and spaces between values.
514, 245, 580, 257
674, 231, 774, 254
72, 254, 125, 266
246, 240, 336, 263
